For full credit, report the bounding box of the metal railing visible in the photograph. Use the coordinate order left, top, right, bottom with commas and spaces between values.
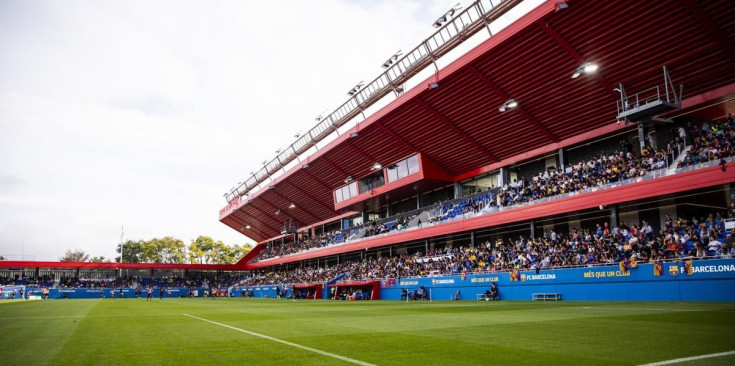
224, 0, 523, 204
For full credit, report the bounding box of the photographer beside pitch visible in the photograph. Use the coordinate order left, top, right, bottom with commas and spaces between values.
485, 282, 499, 301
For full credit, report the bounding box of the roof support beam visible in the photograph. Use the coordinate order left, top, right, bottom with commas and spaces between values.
468, 65, 560, 143
244, 202, 285, 234
373, 122, 451, 174
300, 170, 334, 192
344, 140, 375, 165
537, 21, 618, 97
228, 213, 269, 240
415, 98, 498, 162
321, 157, 351, 179
267, 188, 321, 222
232, 209, 273, 240
282, 180, 336, 214
375, 122, 419, 154
251, 199, 293, 229
679, 0, 735, 62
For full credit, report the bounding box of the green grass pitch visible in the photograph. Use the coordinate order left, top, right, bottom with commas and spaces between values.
1, 298, 734, 366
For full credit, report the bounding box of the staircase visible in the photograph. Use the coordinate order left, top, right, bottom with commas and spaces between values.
409, 211, 430, 227
667, 145, 692, 173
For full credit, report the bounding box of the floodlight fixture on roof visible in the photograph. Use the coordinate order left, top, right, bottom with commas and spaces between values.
245, 225, 251, 229
347, 81, 364, 96
429, 82, 439, 89
433, 3, 462, 28
499, 99, 519, 112
289, 203, 296, 209
382, 50, 403, 68
275, 209, 281, 215
371, 162, 382, 171
301, 163, 309, 169
350, 132, 359, 138
344, 175, 354, 184
571, 62, 598, 78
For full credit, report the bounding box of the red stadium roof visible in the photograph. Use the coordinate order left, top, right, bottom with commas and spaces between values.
221, 0, 735, 242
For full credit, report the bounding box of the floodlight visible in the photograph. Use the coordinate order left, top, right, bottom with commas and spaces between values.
571, 62, 598, 78
344, 176, 354, 183
499, 99, 519, 112
289, 203, 296, 209
382, 50, 403, 68
347, 81, 364, 96
246, 225, 251, 229
350, 132, 359, 138
429, 82, 439, 89
433, 4, 461, 28
371, 162, 382, 170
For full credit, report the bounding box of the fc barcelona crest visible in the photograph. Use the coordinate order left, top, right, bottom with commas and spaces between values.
669, 265, 679, 276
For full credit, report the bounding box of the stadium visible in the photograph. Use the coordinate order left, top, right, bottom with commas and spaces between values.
2, 0, 735, 365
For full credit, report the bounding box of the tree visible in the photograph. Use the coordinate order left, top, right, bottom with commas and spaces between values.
140, 237, 186, 264
187, 242, 205, 264
89, 256, 111, 263
116, 240, 144, 263
192, 236, 215, 263
230, 243, 252, 264
60, 249, 89, 262
111, 235, 252, 265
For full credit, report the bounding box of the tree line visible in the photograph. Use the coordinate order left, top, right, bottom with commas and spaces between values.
59, 236, 252, 265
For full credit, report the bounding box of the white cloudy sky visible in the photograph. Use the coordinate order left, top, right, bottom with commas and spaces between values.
0, 0, 541, 261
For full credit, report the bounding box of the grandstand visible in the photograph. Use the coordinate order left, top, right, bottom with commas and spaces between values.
210, 0, 735, 302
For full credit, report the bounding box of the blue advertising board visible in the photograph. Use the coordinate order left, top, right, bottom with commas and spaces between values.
377, 258, 735, 301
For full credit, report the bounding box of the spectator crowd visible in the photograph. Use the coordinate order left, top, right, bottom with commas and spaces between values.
244, 207, 735, 287
257, 116, 735, 262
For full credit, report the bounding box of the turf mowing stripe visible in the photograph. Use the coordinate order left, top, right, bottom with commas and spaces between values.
182, 313, 377, 366
576, 307, 704, 312
637, 350, 735, 366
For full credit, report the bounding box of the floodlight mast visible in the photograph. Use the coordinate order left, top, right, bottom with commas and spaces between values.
224, 0, 525, 204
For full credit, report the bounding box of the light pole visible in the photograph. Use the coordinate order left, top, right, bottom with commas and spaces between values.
119, 226, 124, 277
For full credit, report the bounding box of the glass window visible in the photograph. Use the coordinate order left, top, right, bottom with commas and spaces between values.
386, 155, 420, 183
407, 155, 420, 175
335, 188, 343, 203
348, 182, 357, 198
396, 160, 409, 180
387, 166, 399, 183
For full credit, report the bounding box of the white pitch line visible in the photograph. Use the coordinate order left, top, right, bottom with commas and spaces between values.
182, 314, 377, 366
637, 350, 735, 366
578, 307, 704, 312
